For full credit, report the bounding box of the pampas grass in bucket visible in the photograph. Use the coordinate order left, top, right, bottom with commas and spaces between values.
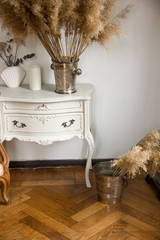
94, 130, 160, 205
93, 161, 128, 205
112, 130, 160, 178
0, 0, 132, 93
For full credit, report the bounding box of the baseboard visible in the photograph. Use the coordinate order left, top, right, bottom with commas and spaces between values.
9, 159, 112, 169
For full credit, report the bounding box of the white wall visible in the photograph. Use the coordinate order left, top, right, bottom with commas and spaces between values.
0, 0, 160, 161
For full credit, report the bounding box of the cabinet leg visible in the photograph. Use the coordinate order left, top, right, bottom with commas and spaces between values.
85, 132, 95, 188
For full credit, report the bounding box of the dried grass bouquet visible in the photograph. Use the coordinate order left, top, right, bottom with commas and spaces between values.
0, 0, 132, 63
0, 34, 35, 67
111, 130, 160, 178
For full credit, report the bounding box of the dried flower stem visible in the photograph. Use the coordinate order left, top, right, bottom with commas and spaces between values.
14, 44, 18, 65
0, 54, 8, 66
37, 32, 55, 60
0, 36, 35, 66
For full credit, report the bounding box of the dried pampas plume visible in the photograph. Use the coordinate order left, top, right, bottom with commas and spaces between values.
0, 0, 133, 62
111, 130, 160, 178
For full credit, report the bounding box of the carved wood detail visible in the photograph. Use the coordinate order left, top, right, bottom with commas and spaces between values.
0, 143, 10, 204
30, 115, 56, 124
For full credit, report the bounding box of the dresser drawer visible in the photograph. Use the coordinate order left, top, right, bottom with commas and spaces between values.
5, 113, 83, 134
3, 101, 83, 114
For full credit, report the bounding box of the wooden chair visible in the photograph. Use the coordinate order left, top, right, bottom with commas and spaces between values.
0, 143, 10, 204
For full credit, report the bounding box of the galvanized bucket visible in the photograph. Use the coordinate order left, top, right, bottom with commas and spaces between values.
93, 161, 127, 205
51, 59, 82, 94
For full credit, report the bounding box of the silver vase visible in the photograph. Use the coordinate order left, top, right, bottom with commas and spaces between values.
51, 59, 82, 94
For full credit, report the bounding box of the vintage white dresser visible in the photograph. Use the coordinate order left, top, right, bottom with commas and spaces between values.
0, 83, 94, 187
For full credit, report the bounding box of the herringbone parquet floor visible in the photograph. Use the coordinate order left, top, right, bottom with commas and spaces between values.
0, 167, 160, 240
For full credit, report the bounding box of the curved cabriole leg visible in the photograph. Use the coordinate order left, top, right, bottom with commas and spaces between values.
0, 143, 10, 204
85, 131, 95, 188
0, 177, 10, 204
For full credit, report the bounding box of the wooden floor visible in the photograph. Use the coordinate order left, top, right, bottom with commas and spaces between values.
0, 167, 160, 240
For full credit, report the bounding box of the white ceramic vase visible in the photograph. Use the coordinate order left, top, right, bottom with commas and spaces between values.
0, 66, 26, 88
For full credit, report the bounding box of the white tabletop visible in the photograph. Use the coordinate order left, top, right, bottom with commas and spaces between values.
0, 83, 94, 103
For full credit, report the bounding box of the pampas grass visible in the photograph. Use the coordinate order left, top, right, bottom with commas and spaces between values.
111, 130, 160, 178
0, 0, 132, 63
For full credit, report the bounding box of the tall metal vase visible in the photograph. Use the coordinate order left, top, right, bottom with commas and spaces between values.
51, 59, 82, 94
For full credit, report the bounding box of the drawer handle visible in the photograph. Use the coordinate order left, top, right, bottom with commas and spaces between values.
12, 120, 27, 128
61, 119, 75, 128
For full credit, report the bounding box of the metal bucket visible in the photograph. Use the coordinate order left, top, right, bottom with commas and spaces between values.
93, 161, 127, 205
51, 59, 82, 94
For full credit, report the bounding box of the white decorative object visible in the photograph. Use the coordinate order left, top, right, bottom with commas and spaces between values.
0, 66, 25, 88
0, 83, 95, 188
29, 65, 41, 90
0, 164, 4, 177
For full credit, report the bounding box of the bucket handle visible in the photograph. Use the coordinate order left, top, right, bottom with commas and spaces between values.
50, 63, 54, 70
72, 68, 82, 75
123, 177, 128, 188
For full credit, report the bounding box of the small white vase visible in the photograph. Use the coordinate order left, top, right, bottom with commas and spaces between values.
0, 66, 26, 88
